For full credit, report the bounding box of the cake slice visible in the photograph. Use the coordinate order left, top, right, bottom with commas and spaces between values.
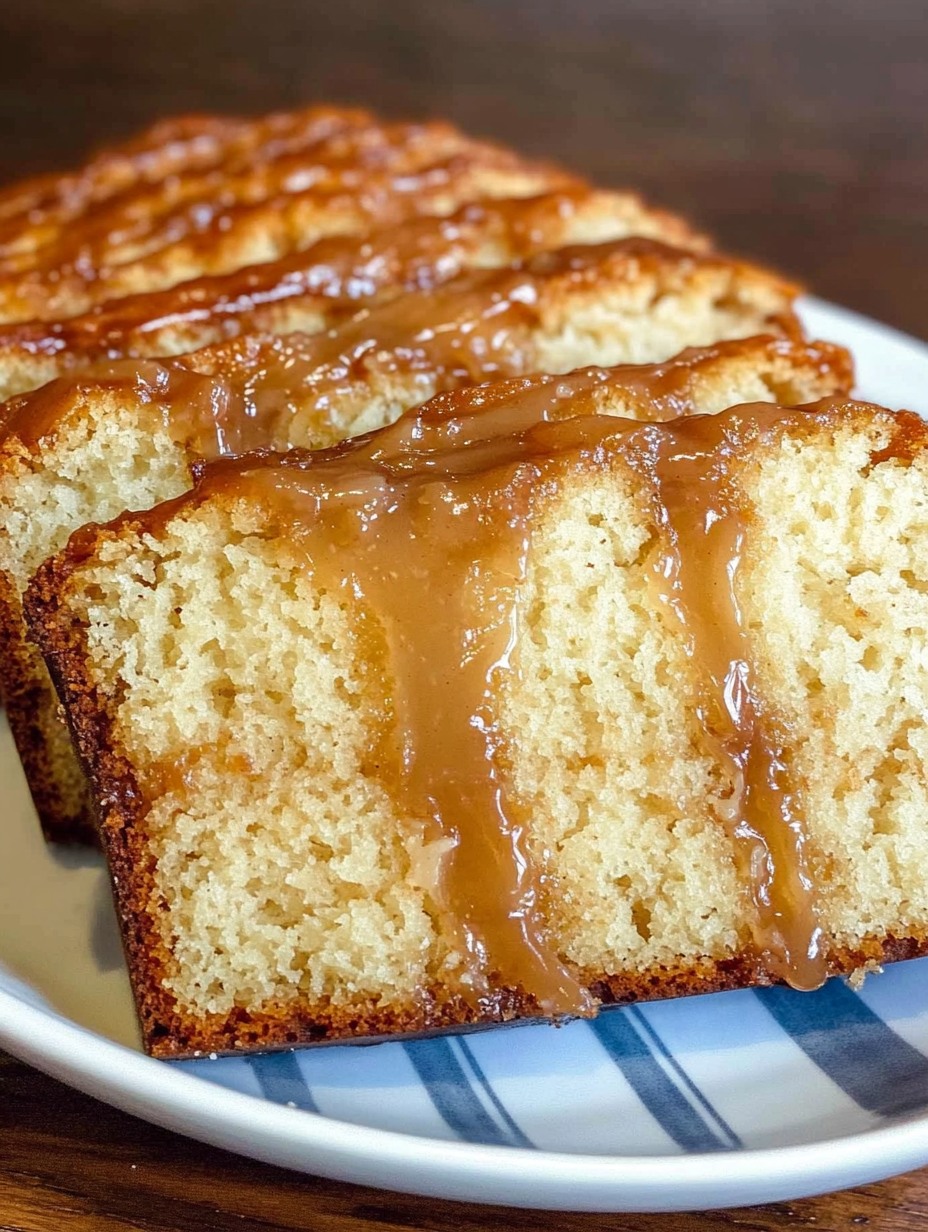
25, 392, 928, 1057
175, 237, 807, 447
0, 235, 845, 843
0, 112, 581, 324
0, 188, 707, 403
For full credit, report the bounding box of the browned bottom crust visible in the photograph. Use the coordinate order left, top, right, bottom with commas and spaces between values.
144, 935, 928, 1059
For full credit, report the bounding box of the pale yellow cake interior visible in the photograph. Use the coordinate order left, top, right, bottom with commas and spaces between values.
66, 463, 748, 1019
505, 469, 745, 978
739, 422, 928, 946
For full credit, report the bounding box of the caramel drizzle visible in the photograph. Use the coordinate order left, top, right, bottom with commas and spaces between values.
0, 158, 574, 324
205, 413, 625, 1016
0, 108, 375, 231
0, 142, 575, 330
0, 118, 529, 276
639, 409, 827, 989
166, 397, 851, 1003
0, 332, 807, 466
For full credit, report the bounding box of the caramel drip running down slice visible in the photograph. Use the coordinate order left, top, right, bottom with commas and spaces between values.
641, 410, 827, 990
217, 416, 622, 1017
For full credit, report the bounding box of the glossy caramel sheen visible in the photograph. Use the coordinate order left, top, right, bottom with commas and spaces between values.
0, 116, 555, 277
0, 107, 374, 257
0, 112, 578, 323
131, 394, 891, 1002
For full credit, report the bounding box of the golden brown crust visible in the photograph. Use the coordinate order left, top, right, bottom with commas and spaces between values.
0, 568, 95, 841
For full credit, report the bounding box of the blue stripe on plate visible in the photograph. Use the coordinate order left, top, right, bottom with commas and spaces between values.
590, 1009, 735, 1152
455, 1037, 535, 1149
247, 1052, 319, 1112
757, 980, 928, 1116
626, 1005, 743, 1149
404, 1038, 522, 1147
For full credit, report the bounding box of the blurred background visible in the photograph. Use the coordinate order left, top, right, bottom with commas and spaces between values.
0, 0, 924, 336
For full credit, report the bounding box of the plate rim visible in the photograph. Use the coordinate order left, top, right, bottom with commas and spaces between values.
3, 296, 928, 1213
5, 976, 928, 1213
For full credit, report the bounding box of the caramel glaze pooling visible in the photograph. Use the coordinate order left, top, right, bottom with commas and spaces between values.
136, 394, 884, 1007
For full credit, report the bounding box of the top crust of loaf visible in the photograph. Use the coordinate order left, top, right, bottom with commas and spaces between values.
0, 110, 582, 326
0, 107, 376, 225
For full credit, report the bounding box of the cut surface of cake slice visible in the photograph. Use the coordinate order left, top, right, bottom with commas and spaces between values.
0, 189, 708, 404
27, 389, 925, 1059
0, 330, 852, 843
0, 111, 582, 325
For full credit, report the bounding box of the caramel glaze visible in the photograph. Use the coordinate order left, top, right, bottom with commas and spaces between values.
95, 393, 902, 1008
170, 240, 795, 443
7, 238, 672, 449
642, 414, 827, 990
0, 304, 808, 471
0, 157, 579, 326
0, 190, 648, 362
0, 115, 248, 223
0, 108, 377, 224
0, 123, 573, 283
0, 108, 374, 254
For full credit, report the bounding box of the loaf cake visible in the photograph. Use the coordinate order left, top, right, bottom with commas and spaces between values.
0, 107, 585, 325
26, 391, 928, 1056
0, 228, 829, 842
0, 187, 707, 404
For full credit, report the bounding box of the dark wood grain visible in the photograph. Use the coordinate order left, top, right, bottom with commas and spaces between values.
1, 0, 927, 1228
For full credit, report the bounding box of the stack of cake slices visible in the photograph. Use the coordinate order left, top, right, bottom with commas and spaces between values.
2, 106, 926, 1059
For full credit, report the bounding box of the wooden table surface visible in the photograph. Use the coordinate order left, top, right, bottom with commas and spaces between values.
1, 0, 926, 1228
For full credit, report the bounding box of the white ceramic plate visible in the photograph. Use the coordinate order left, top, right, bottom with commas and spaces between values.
3, 298, 928, 1213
